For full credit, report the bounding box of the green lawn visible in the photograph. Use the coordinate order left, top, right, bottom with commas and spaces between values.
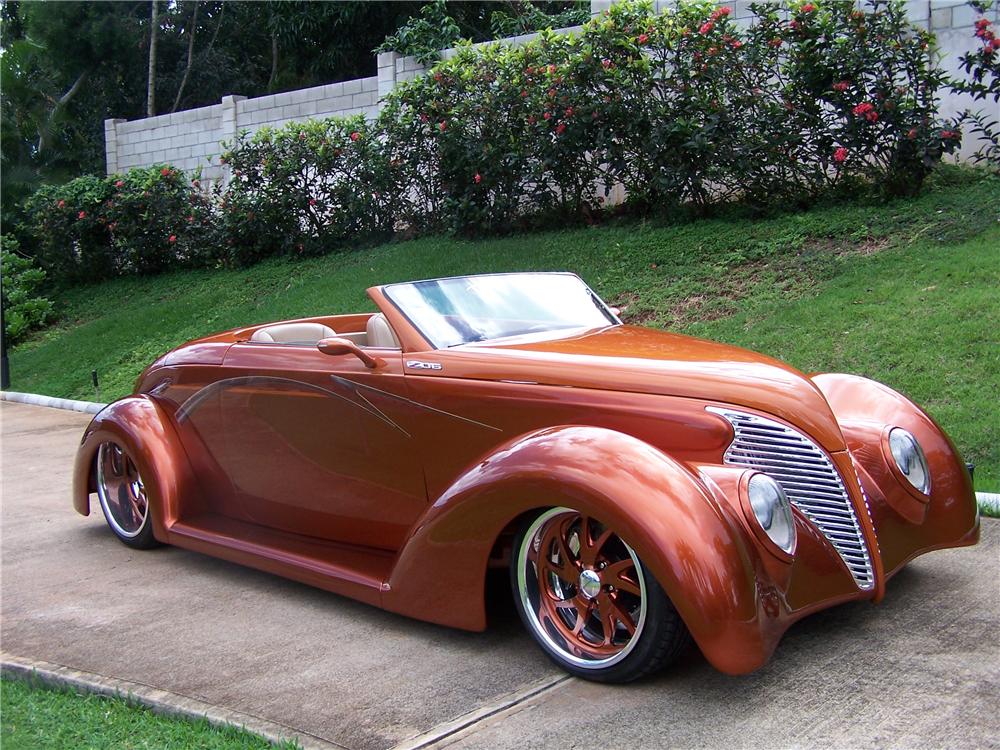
0, 677, 298, 750
8, 168, 999, 488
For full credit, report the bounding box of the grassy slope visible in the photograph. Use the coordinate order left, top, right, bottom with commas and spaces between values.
8, 170, 999, 487
0, 678, 297, 750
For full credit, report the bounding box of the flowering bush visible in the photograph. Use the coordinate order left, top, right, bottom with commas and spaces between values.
21, 166, 213, 282
218, 116, 396, 265
950, 5, 1000, 167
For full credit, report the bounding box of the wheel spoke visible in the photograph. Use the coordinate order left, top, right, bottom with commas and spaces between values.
579, 520, 613, 567
611, 597, 637, 635
604, 559, 642, 596
571, 597, 593, 636
596, 594, 616, 645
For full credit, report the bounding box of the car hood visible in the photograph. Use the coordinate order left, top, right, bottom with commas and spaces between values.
435, 325, 846, 452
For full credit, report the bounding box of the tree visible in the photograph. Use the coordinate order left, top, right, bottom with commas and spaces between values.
146, 0, 158, 116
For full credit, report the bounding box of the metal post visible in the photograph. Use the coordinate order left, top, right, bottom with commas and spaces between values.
1, 278, 10, 390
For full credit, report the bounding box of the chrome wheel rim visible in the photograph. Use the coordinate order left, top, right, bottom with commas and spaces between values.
96, 442, 149, 538
517, 507, 647, 669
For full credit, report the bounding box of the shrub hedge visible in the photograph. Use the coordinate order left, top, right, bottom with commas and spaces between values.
13, 0, 997, 282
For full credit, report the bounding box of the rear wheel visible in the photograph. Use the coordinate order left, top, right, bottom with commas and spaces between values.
95, 442, 159, 550
511, 507, 690, 683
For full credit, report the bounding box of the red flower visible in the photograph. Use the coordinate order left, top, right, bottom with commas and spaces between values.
700, 21, 714, 34
564, 107, 574, 117
168, 234, 177, 243
350, 131, 360, 141
941, 130, 956, 139
907, 128, 918, 139
975, 18, 990, 30
833, 147, 848, 163
543, 111, 552, 120
474, 173, 482, 184
433, 73, 443, 82
711, 6, 731, 20
547, 88, 557, 98
419, 113, 429, 123
769, 37, 783, 47
601, 58, 612, 69
801, 3, 816, 12
77, 211, 86, 219
439, 121, 447, 132
992, 38, 1000, 50
707, 46, 718, 56
556, 122, 566, 135
160, 167, 171, 177
548, 64, 557, 75
789, 20, 799, 30
309, 198, 317, 206
521, 90, 528, 98
637, 33, 649, 44
527, 115, 537, 125
57, 199, 65, 208
833, 80, 850, 92
114, 180, 124, 188
731, 40, 743, 49
187, 215, 194, 223
852, 102, 874, 116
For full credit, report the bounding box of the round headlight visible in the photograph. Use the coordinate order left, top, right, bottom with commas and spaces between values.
747, 474, 796, 555
888, 427, 930, 495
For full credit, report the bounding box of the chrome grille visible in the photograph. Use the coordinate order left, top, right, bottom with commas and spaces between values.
708, 407, 875, 590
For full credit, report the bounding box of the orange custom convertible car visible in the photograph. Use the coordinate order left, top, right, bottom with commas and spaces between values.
74, 272, 979, 682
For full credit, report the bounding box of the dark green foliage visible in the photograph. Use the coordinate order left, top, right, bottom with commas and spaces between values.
1, 236, 54, 346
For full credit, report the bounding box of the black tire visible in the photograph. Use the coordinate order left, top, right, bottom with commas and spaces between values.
510, 507, 690, 683
95, 442, 161, 550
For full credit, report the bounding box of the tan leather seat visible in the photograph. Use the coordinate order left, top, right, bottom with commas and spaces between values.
250, 322, 336, 344
366, 314, 400, 348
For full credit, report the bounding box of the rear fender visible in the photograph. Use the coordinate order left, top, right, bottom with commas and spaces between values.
383, 425, 774, 674
73, 396, 195, 543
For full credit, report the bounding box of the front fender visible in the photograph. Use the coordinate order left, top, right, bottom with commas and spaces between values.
811, 373, 979, 576
73, 395, 195, 542
382, 425, 781, 675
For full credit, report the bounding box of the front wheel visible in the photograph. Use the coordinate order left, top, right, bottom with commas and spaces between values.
95, 442, 160, 550
511, 507, 690, 683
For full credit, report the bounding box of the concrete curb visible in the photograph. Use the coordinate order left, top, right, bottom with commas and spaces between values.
0, 653, 344, 750
2, 390, 998, 513
0, 390, 107, 414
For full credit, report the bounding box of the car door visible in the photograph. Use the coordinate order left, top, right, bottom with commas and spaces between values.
201, 341, 427, 552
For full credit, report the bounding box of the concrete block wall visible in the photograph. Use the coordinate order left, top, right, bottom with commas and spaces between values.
105, 77, 378, 186
107, 1, 998, 182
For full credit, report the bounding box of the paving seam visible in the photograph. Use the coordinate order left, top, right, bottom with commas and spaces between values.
389, 675, 572, 750
0, 652, 347, 750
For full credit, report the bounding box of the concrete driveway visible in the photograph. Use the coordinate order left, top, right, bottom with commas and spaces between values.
2, 400, 997, 749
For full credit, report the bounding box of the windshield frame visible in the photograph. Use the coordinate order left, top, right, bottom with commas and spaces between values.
381, 272, 621, 350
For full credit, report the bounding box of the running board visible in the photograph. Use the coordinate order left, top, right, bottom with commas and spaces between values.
167, 513, 393, 607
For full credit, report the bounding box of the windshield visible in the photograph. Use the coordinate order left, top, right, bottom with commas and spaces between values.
383, 273, 619, 349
